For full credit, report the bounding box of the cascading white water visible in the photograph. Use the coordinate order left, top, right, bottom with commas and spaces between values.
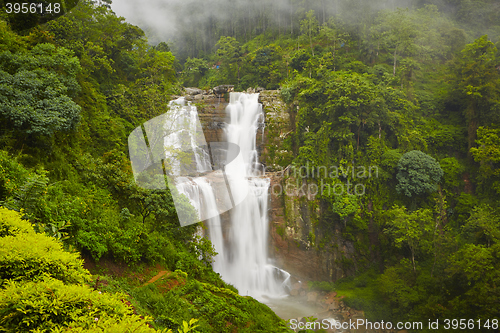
210, 93, 290, 299
164, 97, 212, 176
168, 93, 290, 300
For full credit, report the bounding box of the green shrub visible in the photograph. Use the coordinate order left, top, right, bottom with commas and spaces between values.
0, 277, 156, 333
0, 208, 189, 333
0, 208, 90, 285
132, 278, 289, 333
0, 150, 30, 201
0, 206, 35, 237
140, 231, 179, 269
307, 280, 336, 292
33, 316, 162, 332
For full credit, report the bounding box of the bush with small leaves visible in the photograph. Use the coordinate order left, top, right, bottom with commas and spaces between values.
0, 208, 201, 332
0, 206, 35, 237
0, 207, 90, 285
0, 277, 154, 333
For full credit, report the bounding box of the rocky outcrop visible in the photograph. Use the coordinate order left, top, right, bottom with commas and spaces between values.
213, 85, 234, 95
183, 91, 229, 144
184, 87, 203, 95
259, 90, 293, 172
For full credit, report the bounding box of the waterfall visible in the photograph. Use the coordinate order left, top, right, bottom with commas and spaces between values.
169, 93, 290, 299
163, 97, 212, 176
212, 93, 290, 299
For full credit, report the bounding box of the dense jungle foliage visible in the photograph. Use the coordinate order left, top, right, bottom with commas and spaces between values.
0, 0, 499, 331
174, 0, 500, 328
0, 1, 290, 332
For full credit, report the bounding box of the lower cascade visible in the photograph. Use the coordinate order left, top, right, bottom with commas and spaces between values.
173, 92, 291, 299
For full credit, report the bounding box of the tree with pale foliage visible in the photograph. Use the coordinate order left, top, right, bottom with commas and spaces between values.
385, 205, 434, 273
300, 10, 319, 57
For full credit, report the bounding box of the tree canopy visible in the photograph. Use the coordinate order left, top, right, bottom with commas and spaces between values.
0, 43, 81, 138
396, 150, 444, 198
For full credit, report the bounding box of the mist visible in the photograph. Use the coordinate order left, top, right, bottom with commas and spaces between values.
110, 1, 410, 40
109, 0, 499, 61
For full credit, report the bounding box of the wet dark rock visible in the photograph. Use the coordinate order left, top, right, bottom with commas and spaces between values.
213, 85, 234, 95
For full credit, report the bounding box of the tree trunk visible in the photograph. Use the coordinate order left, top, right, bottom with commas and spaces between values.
411, 248, 416, 273
431, 217, 440, 278
357, 125, 360, 149
467, 102, 477, 154
322, 0, 326, 24
309, 26, 314, 57
393, 46, 397, 76
278, 8, 281, 37
244, 17, 247, 42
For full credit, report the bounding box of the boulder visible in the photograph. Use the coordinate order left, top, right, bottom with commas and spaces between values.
324, 291, 337, 304
184, 87, 203, 95
307, 291, 318, 302
328, 301, 338, 311
213, 85, 234, 95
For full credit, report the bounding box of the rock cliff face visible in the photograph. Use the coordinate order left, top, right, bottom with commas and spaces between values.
190, 88, 357, 283
187, 93, 228, 144
267, 172, 357, 282
260, 90, 357, 283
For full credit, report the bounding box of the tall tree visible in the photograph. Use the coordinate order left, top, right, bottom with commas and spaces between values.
215, 36, 241, 84
0, 43, 82, 140
377, 8, 417, 76
300, 10, 319, 57
453, 35, 500, 152
385, 205, 434, 273
470, 127, 500, 194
